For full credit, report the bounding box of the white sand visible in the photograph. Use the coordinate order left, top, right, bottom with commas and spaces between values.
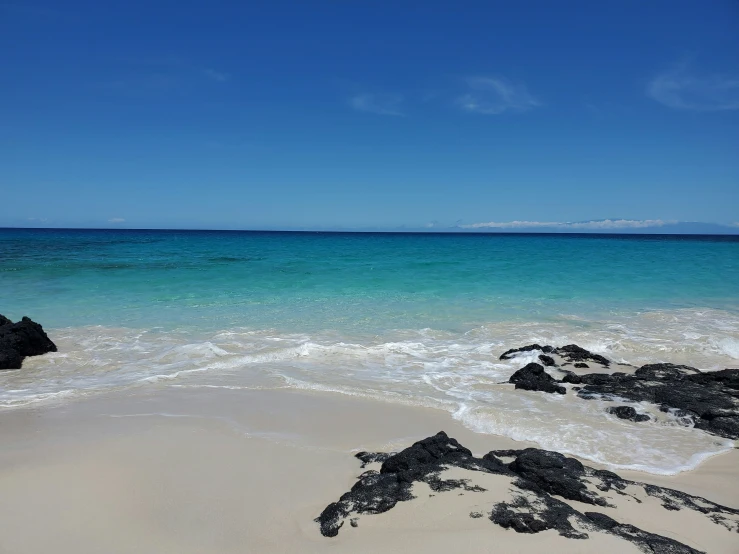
0, 387, 736, 553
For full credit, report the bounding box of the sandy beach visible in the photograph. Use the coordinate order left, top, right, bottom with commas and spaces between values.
0, 386, 736, 554
3, 0, 739, 547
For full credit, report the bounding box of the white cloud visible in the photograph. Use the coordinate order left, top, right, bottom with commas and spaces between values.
461, 219, 669, 230
456, 76, 540, 115
108, 217, 126, 223
647, 61, 739, 111
349, 93, 404, 116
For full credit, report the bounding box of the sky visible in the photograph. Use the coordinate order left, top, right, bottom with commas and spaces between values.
1, 0, 738, 230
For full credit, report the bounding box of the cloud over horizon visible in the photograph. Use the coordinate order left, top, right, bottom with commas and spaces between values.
647, 61, 739, 112
461, 219, 670, 230
456, 76, 540, 115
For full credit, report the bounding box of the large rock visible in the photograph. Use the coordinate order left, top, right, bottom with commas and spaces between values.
317, 433, 735, 552
509, 363, 566, 394
575, 363, 739, 439
0, 314, 57, 370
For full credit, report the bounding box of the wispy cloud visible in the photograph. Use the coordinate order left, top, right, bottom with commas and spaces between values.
102, 58, 230, 95
647, 61, 739, 111
108, 217, 126, 223
203, 68, 230, 82
456, 76, 540, 115
349, 93, 404, 116
462, 219, 669, 230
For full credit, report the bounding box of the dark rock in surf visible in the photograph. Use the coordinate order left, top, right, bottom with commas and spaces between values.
502, 343, 739, 440
0, 314, 57, 370
509, 363, 566, 394
499, 343, 610, 367
557, 344, 611, 366
575, 363, 739, 439
539, 354, 556, 366
500, 344, 554, 360
574, 362, 589, 368
607, 406, 650, 422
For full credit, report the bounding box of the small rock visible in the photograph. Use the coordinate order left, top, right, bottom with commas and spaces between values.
607, 406, 650, 422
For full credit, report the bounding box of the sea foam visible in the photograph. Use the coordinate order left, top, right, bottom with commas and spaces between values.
2, 307, 738, 474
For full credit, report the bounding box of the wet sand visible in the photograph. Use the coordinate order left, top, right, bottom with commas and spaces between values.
0, 387, 737, 553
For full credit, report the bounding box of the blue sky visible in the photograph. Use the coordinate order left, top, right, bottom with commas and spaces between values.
1, 0, 738, 230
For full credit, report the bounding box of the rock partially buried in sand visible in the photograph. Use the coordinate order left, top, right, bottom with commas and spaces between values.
508, 362, 566, 394
0, 314, 57, 370
607, 405, 650, 422
316, 432, 504, 537
317, 432, 738, 552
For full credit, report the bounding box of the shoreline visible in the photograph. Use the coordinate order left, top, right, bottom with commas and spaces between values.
5, 319, 738, 476
0, 385, 737, 553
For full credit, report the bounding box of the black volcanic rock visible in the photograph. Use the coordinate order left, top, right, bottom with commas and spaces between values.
501, 343, 739, 440
607, 406, 650, 422
490, 492, 588, 539
538, 354, 556, 366
575, 363, 739, 439
557, 344, 611, 366
500, 344, 554, 360
499, 448, 607, 506
500, 343, 610, 367
355, 452, 392, 468
583, 512, 701, 554
509, 363, 566, 394
317, 433, 735, 552
0, 314, 57, 370
316, 432, 506, 537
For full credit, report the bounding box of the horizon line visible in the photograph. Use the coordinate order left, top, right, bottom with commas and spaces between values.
2, 226, 739, 238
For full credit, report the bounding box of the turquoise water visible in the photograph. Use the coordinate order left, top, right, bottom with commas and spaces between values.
2, 229, 739, 473
2, 229, 738, 331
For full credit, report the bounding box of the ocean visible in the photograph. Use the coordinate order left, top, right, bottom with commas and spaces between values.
2, 228, 738, 473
